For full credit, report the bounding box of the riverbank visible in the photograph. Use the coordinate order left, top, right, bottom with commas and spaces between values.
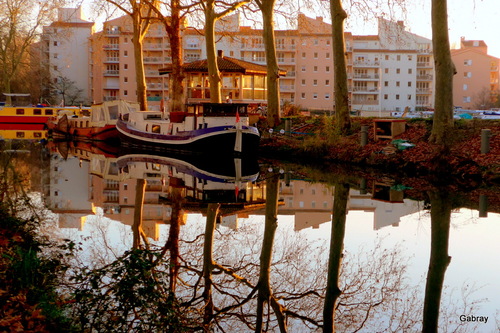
257, 117, 500, 184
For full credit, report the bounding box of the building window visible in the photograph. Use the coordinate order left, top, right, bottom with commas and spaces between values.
314, 52, 318, 58
313, 93, 318, 99
325, 93, 330, 99
313, 66, 318, 72
464, 72, 472, 78
53, 41, 58, 46
396, 81, 400, 87
53, 53, 58, 59
124, 77, 128, 83
301, 79, 306, 85
408, 94, 412, 100
408, 81, 412, 87
463, 96, 471, 103
463, 84, 468, 91
124, 90, 128, 96
326, 40, 331, 45
54, 191, 59, 196
325, 79, 330, 86
124, 50, 128, 56
397, 55, 401, 61
408, 55, 413, 61
326, 66, 330, 72
396, 94, 400, 100
385, 68, 389, 74
326, 52, 330, 58
396, 68, 401, 74
384, 94, 388, 100
385, 55, 389, 60
384, 81, 389, 87
124, 184, 128, 190
301, 93, 305, 99
464, 59, 472, 66
124, 37, 128, 43
313, 79, 318, 86
314, 39, 318, 45
54, 66, 58, 71
124, 64, 128, 69
301, 66, 306, 72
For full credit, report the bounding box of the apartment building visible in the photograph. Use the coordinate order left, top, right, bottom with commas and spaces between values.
41, 7, 94, 105
81, 10, 436, 113
451, 38, 500, 109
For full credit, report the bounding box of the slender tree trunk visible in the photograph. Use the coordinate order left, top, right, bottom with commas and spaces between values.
167, 187, 183, 292
422, 190, 452, 332
204, 2, 222, 103
429, 0, 455, 145
323, 183, 349, 333
329, 0, 351, 135
260, 1, 280, 128
167, 1, 185, 113
132, 15, 148, 110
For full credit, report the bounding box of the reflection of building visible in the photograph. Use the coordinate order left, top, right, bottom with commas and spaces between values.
45, 155, 94, 230
277, 179, 423, 231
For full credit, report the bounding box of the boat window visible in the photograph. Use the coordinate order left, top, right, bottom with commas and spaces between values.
34, 132, 42, 138
16, 109, 25, 115
108, 105, 119, 120
33, 109, 42, 115
45, 109, 54, 115
16, 132, 25, 138
152, 125, 161, 133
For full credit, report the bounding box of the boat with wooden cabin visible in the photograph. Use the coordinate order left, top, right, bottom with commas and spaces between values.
116, 101, 260, 155
48, 100, 136, 142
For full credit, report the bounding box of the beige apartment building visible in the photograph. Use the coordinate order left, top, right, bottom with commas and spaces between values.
85, 12, 436, 114
451, 38, 500, 109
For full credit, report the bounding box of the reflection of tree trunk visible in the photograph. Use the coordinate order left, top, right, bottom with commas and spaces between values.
255, 174, 287, 332
132, 179, 146, 249
422, 190, 452, 332
202, 202, 220, 330
323, 183, 350, 333
166, 187, 183, 292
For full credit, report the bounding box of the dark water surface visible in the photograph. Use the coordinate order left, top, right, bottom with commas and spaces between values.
2, 140, 499, 332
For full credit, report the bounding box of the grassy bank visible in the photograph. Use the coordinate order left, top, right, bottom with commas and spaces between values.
258, 117, 500, 184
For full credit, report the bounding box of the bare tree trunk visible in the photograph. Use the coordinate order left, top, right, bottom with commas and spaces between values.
204, 1, 222, 103
166, 187, 183, 292
422, 190, 452, 332
329, 0, 351, 135
429, 0, 455, 145
167, 1, 185, 113
258, 0, 280, 128
132, 15, 148, 110
202, 202, 220, 330
323, 183, 349, 333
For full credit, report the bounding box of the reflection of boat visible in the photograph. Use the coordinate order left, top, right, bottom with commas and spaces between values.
116, 102, 260, 154
0, 123, 48, 140
48, 100, 134, 141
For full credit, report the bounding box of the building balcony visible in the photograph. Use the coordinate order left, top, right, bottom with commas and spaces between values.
103, 44, 119, 50
104, 96, 118, 101
286, 71, 296, 77
353, 61, 380, 67
352, 87, 380, 93
103, 70, 120, 76
144, 44, 167, 50
280, 84, 295, 92
416, 88, 432, 94
417, 62, 432, 68
352, 99, 379, 105
103, 85, 119, 90
353, 74, 380, 80
104, 57, 120, 63
147, 83, 167, 90
144, 57, 163, 63
417, 74, 433, 80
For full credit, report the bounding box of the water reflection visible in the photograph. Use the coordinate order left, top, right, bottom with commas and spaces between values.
2, 140, 499, 332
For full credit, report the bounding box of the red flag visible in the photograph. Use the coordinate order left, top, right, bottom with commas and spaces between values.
235, 110, 240, 123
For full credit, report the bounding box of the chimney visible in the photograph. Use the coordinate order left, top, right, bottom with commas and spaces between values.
217, 50, 224, 57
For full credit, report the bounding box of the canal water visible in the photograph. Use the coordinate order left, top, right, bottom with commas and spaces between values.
2, 140, 499, 332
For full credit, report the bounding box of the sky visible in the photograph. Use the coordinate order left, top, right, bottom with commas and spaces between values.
79, 0, 500, 58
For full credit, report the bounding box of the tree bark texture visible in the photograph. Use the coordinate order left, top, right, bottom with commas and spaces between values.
329, 0, 351, 135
